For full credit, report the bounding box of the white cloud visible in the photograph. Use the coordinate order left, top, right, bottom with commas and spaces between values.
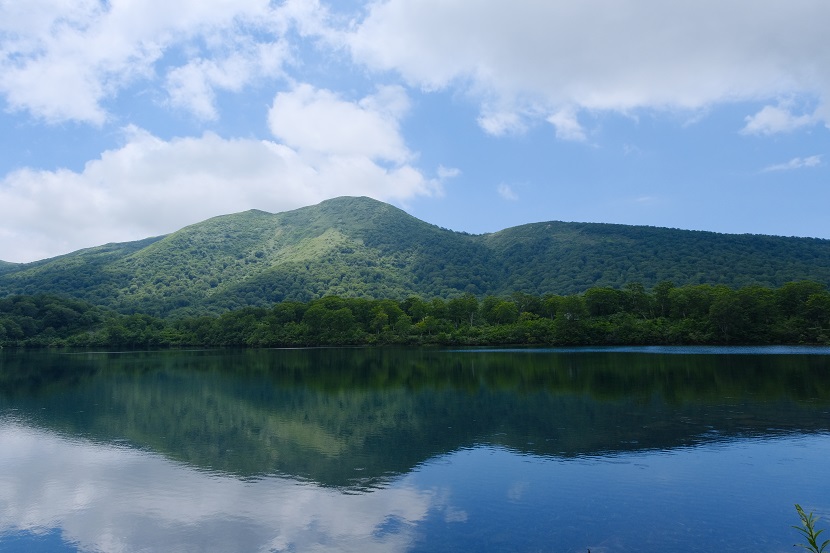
741, 104, 817, 135
4, 0, 829, 137
497, 183, 518, 201
344, 0, 830, 134
166, 62, 223, 120
165, 41, 290, 120
477, 108, 526, 136
0, 125, 442, 262
268, 84, 412, 163
0, 0, 305, 123
761, 155, 823, 173
547, 107, 587, 142
437, 166, 461, 180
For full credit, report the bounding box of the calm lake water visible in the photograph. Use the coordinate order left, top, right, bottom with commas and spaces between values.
1, 346, 829, 552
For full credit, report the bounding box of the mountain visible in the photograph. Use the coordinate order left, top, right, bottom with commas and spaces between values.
1, 196, 830, 316
482, 220, 830, 293
0, 260, 19, 275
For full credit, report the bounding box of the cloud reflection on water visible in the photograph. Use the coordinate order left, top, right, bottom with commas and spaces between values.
0, 420, 435, 553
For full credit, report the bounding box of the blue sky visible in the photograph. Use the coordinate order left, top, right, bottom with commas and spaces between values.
0, 0, 828, 263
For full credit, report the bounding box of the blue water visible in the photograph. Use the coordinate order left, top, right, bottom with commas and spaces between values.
0, 347, 828, 552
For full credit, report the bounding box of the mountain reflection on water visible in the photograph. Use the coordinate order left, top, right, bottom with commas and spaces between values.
2, 347, 828, 486
1, 347, 829, 553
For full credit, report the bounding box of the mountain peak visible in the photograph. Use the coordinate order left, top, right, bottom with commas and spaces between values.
310, 196, 405, 218
2, 197, 830, 316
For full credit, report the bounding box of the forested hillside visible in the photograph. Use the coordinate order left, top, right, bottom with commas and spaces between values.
1, 196, 830, 316
2, 281, 829, 347
484, 221, 830, 294
0, 261, 19, 275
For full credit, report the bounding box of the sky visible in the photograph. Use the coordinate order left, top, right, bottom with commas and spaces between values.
0, 0, 828, 263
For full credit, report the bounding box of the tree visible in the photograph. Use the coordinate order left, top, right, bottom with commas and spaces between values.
777, 281, 826, 318
491, 301, 519, 324
480, 296, 502, 324
511, 292, 541, 316
322, 307, 358, 343
553, 295, 589, 344
557, 295, 587, 321
805, 292, 830, 329
669, 285, 717, 320
584, 287, 624, 317
447, 293, 479, 327
370, 305, 389, 334
652, 280, 675, 318
623, 282, 653, 319
541, 294, 562, 320
429, 298, 448, 320
401, 296, 429, 323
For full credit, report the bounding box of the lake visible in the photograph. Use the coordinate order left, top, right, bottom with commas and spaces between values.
1, 346, 829, 552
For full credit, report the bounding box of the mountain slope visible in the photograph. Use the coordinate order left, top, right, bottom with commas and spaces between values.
0, 260, 18, 275
0, 197, 499, 315
1, 196, 829, 316
0, 236, 164, 306
482, 221, 830, 294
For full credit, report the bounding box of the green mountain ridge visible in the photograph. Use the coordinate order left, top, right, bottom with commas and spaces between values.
2, 196, 830, 316
0, 260, 21, 274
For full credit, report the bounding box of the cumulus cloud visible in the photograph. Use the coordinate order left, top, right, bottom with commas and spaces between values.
344, 0, 830, 135
477, 108, 526, 136
268, 84, 412, 162
0, 0, 306, 123
165, 41, 290, 120
0, 124, 443, 262
761, 155, 823, 173
5, 0, 828, 137
547, 108, 587, 142
741, 104, 817, 136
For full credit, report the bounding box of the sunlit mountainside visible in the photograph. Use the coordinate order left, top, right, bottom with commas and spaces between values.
1, 196, 829, 317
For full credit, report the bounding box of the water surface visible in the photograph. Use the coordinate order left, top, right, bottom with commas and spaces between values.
1, 347, 829, 552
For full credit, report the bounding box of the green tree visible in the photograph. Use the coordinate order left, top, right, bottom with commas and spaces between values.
553, 295, 589, 344
652, 280, 675, 318
541, 294, 562, 320
429, 298, 448, 321
777, 281, 826, 318
669, 284, 717, 320
401, 297, 429, 323
623, 282, 652, 319
511, 292, 541, 316
491, 300, 519, 324
370, 305, 390, 334
447, 294, 479, 327
584, 287, 624, 317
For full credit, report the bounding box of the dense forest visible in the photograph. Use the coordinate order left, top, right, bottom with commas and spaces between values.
2, 280, 828, 348
3, 198, 830, 347
2, 197, 830, 317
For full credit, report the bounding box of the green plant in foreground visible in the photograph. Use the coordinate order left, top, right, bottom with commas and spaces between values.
794, 504, 829, 553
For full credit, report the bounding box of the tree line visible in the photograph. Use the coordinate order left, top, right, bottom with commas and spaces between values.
1, 280, 829, 348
